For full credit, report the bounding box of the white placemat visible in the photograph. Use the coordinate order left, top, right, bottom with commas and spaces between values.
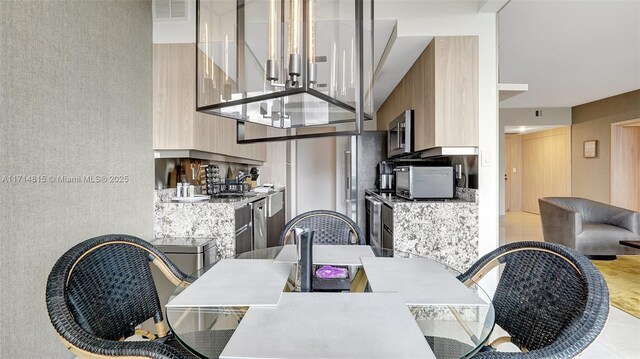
274, 244, 376, 266
220, 292, 435, 359
361, 257, 488, 306
166, 259, 292, 308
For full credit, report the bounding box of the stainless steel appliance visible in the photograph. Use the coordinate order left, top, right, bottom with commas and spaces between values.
365, 196, 382, 249
234, 197, 268, 254
235, 204, 253, 255
381, 203, 393, 250
342, 131, 387, 230
251, 198, 267, 250
395, 166, 455, 200
266, 189, 285, 247
146, 239, 215, 332
387, 110, 414, 158
377, 161, 396, 191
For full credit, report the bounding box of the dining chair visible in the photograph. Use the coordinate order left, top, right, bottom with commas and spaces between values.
435, 241, 609, 358
46, 234, 234, 359
278, 210, 365, 246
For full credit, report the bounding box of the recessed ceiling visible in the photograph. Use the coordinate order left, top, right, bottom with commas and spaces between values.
498, 0, 640, 108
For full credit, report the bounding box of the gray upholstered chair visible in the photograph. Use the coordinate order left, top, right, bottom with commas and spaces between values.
539, 197, 640, 258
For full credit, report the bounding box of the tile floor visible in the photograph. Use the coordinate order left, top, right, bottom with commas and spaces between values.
500, 211, 640, 358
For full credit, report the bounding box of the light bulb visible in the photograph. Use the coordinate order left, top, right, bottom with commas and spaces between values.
268, 0, 277, 61
266, 0, 279, 81
308, 0, 315, 63
289, 0, 300, 56
205, 23, 209, 77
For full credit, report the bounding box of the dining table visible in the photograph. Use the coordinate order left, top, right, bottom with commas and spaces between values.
165, 246, 495, 359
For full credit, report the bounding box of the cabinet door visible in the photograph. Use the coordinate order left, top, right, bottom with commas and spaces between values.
153, 43, 194, 149
433, 36, 478, 147
154, 43, 267, 162
414, 44, 436, 151
376, 100, 387, 131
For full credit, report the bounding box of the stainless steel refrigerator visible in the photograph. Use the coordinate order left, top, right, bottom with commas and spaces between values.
342, 131, 387, 230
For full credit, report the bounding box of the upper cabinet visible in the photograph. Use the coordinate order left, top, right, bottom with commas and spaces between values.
153, 43, 267, 162
376, 36, 478, 151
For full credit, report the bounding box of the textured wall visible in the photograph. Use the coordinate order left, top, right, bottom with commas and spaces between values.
571, 90, 640, 203
0, 1, 153, 358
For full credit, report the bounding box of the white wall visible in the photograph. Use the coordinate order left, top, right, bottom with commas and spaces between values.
295, 135, 337, 214
376, 0, 499, 292
498, 107, 572, 214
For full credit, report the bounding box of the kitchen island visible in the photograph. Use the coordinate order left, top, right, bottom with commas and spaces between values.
366, 188, 479, 272
154, 189, 283, 259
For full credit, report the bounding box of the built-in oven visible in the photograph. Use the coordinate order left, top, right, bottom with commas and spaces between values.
365, 196, 382, 250
387, 110, 414, 158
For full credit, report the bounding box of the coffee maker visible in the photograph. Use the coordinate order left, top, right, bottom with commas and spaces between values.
377, 161, 395, 192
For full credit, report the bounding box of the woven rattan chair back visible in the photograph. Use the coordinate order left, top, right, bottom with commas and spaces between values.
459, 241, 609, 358
278, 210, 365, 246
46, 234, 195, 359
66, 241, 163, 340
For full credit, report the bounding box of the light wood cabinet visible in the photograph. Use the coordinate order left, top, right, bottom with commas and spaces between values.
376, 36, 478, 151
376, 74, 406, 130
153, 43, 266, 162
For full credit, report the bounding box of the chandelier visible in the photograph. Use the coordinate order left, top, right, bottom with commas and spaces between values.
196, 0, 373, 143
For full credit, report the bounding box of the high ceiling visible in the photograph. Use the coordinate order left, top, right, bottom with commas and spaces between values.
498, 0, 640, 108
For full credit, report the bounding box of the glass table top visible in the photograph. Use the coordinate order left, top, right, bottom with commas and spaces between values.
166, 246, 495, 359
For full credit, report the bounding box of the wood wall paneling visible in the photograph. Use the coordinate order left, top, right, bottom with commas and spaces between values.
521, 127, 571, 214
610, 122, 640, 211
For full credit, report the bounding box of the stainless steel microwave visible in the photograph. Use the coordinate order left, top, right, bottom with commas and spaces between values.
387, 110, 413, 158
395, 166, 455, 200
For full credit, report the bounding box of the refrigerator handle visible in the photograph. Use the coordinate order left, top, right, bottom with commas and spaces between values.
344, 150, 351, 201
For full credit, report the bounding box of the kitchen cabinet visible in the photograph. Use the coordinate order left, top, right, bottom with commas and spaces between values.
376, 36, 478, 151
153, 43, 267, 162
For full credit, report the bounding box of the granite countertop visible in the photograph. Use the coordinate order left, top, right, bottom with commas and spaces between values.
365, 188, 477, 208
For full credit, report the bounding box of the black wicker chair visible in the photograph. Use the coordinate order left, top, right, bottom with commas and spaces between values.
442, 241, 609, 358
278, 210, 365, 246
46, 234, 233, 359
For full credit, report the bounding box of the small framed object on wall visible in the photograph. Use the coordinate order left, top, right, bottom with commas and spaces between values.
583, 140, 598, 158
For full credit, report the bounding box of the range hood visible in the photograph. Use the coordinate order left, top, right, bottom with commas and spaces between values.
420, 146, 478, 158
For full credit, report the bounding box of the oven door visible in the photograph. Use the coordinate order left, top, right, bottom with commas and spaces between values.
394, 167, 412, 199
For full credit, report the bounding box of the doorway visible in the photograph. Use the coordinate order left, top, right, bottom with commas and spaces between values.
610, 118, 640, 212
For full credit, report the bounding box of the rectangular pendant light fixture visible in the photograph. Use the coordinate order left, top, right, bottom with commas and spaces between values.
195, 0, 374, 143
